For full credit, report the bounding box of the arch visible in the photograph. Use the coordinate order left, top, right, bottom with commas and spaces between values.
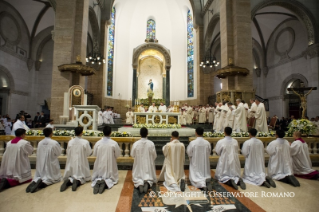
280, 73, 308, 95
251, 0, 318, 45
204, 13, 220, 52
252, 38, 265, 68
132, 43, 171, 70
89, 6, 100, 52
0, 65, 15, 91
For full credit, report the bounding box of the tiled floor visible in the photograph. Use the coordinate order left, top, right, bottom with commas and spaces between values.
0, 168, 318, 212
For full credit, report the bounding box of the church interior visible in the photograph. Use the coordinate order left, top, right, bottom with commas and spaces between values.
0, 0, 319, 211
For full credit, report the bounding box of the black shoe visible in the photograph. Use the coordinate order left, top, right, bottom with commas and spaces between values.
143, 182, 150, 193
0, 178, 10, 192
30, 179, 43, 193
287, 175, 300, 187
60, 179, 72, 192
180, 179, 185, 192
138, 185, 144, 194
93, 181, 101, 195
238, 178, 246, 190
72, 180, 81, 191
266, 176, 276, 188
99, 181, 107, 194
227, 179, 238, 190
26, 181, 36, 193
262, 181, 271, 188
206, 178, 212, 191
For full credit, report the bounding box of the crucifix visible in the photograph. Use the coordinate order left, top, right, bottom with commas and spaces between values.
287, 87, 317, 119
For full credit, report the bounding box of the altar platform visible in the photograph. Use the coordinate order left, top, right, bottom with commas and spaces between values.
118, 127, 195, 137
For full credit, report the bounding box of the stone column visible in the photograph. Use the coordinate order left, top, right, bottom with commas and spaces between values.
132, 69, 137, 106
165, 68, 170, 106
220, 0, 253, 91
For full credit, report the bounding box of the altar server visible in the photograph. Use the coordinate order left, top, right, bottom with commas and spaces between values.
187, 127, 212, 191
242, 128, 276, 188
158, 102, 167, 112
0, 129, 33, 192
131, 127, 157, 193
215, 127, 245, 190
158, 131, 185, 192
198, 106, 206, 124
254, 99, 268, 133
61, 127, 92, 192
267, 130, 300, 187
126, 108, 134, 124
91, 126, 121, 194
231, 99, 248, 132
26, 128, 62, 193
98, 109, 104, 126
290, 131, 319, 180
148, 103, 157, 113
11, 115, 30, 135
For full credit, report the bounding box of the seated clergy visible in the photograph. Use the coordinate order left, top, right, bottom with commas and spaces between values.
241, 128, 276, 188
131, 127, 157, 193
126, 108, 134, 124
215, 127, 245, 190
91, 126, 121, 194
26, 128, 62, 193
290, 131, 319, 180
148, 103, 157, 113
0, 129, 33, 192
158, 102, 167, 112
158, 131, 185, 192
61, 127, 92, 192
267, 130, 300, 187
187, 127, 212, 191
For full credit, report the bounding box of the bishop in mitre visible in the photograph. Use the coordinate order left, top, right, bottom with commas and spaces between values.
254, 99, 268, 133
158, 131, 186, 192
126, 108, 134, 124
231, 99, 248, 132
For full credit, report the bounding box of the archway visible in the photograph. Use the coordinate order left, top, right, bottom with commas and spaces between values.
0, 65, 14, 115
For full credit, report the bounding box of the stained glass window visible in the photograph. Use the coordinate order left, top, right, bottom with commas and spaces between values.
107, 7, 116, 96
146, 19, 156, 39
187, 10, 194, 97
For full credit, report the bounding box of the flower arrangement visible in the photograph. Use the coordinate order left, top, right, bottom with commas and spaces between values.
110, 131, 132, 137
203, 131, 291, 138
288, 119, 316, 135
133, 123, 181, 129
25, 130, 132, 137
53, 130, 75, 136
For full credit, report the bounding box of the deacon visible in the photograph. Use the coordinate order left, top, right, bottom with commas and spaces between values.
215, 127, 245, 190
131, 127, 157, 193
26, 128, 62, 193
126, 108, 134, 124
187, 127, 212, 191
231, 99, 248, 132
61, 127, 92, 192
242, 128, 276, 188
148, 103, 157, 113
158, 131, 185, 192
91, 126, 121, 194
11, 115, 30, 135
290, 131, 319, 180
254, 99, 268, 133
158, 102, 167, 112
267, 130, 300, 187
0, 129, 33, 192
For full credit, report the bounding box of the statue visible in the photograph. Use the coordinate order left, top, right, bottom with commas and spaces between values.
147, 79, 154, 106
148, 79, 154, 92
291, 87, 314, 119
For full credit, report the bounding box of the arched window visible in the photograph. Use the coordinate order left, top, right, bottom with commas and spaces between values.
187, 10, 194, 97
107, 7, 116, 96
146, 19, 156, 40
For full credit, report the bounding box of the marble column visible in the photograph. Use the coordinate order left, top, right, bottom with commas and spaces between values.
220, 0, 253, 91
165, 68, 170, 106
50, 0, 89, 121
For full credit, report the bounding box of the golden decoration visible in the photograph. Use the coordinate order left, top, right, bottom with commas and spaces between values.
73, 88, 81, 97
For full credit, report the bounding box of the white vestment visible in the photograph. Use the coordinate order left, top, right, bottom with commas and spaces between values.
63, 137, 92, 184
108, 111, 114, 124
5, 121, 12, 135
102, 111, 109, 124
290, 139, 315, 175
255, 103, 268, 133
158, 140, 185, 191
198, 108, 206, 123
33, 137, 62, 185
186, 107, 193, 124
126, 111, 134, 124
241, 137, 266, 186
215, 136, 241, 183
244, 103, 249, 118
91, 137, 121, 188
232, 103, 248, 132
11, 120, 30, 135
131, 138, 157, 187
187, 137, 211, 188
98, 111, 103, 126
248, 102, 257, 118
312, 121, 319, 135
158, 105, 167, 112
0, 139, 33, 183
139, 106, 145, 112
45, 123, 54, 129
148, 106, 157, 113
179, 111, 186, 125
213, 106, 220, 130
208, 108, 214, 123
266, 138, 293, 180
215, 108, 225, 132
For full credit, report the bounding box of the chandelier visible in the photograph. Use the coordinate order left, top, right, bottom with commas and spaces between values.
200, 55, 219, 68
86, 52, 105, 65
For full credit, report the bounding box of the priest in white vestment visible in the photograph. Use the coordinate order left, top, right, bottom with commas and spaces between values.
158, 103, 167, 112
11, 115, 30, 135
213, 103, 220, 130
139, 104, 146, 112
290, 131, 319, 180
179, 110, 186, 125
103, 109, 109, 124
198, 106, 206, 124
187, 127, 212, 191
126, 108, 134, 124
148, 103, 157, 113
91, 126, 121, 194
26, 128, 62, 193
158, 131, 186, 192
254, 100, 268, 133
242, 128, 276, 188
108, 109, 114, 124
225, 103, 235, 128
215, 105, 225, 132
231, 99, 248, 132
267, 130, 300, 186
98, 109, 104, 126
186, 106, 193, 124
0, 129, 33, 192
248, 99, 257, 118
208, 107, 214, 124
61, 127, 92, 192
215, 127, 245, 190
131, 127, 157, 193
243, 102, 249, 119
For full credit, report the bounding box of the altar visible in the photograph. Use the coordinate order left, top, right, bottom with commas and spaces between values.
134, 112, 180, 124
